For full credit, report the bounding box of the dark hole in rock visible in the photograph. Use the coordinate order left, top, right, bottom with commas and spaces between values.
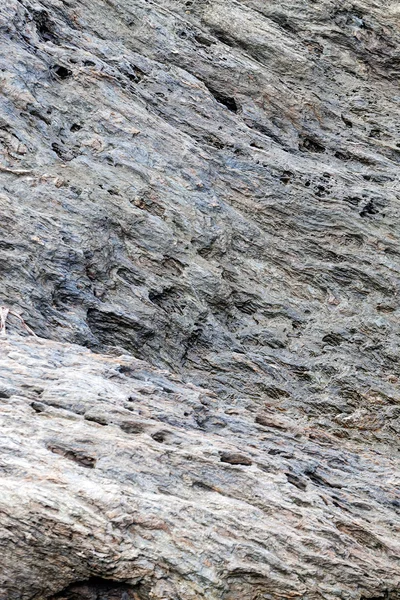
83, 60, 96, 67
32, 9, 58, 44
52, 142, 64, 157
31, 401, 46, 413
280, 170, 293, 184
286, 473, 307, 490
250, 140, 264, 149
305, 469, 342, 489
151, 430, 167, 443
124, 64, 146, 83
192, 481, 216, 491
300, 137, 325, 153
322, 332, 344, 346
118, 365, 136, 376
194, 33, 213, 46
360, 200, 379, 217
52, 65, 73, 79
335, 150, 350, 160
211, 28, 236, 48
70, 123, 82, 132
376, 304, 395, 313
268, 13, 297, 33
315, 185, 326, 197
220, 451, 252, 465
50, 576, 147, 599
369, 129, 381, 139
341, 115, 353, 127
207, 86, 238, 113
202, 134, 225, 149
48, 444, 96, 469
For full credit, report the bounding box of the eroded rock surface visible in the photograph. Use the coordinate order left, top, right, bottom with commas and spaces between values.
1, 335, 400, 599
0, 0, 400, 598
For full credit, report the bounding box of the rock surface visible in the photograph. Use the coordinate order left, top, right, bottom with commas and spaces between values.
0, 0, 400, 598
1, 334, 400, 600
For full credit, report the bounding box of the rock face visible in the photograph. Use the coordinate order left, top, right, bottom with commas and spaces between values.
0, 0, 400, 598
2, 334, 400, 600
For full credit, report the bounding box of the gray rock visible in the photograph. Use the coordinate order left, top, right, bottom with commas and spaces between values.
0, 0, 400, 598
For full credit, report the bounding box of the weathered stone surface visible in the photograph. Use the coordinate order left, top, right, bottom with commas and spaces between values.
0, 0, 400, 597
1, 335, 400, 599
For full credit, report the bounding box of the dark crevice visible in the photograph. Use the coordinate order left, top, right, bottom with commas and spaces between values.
300, 136, 325, 153
151, 430, 168, 443
286, 472, 307, 490
52, 65, 73, 80
47, 444, 96, 469
205, 85, 238, 113
32, 9, 59, 44
305, 469, 342, 489
360, 200, 380, 217
50, 576, 149, 599
210, 28, 236, 49
245, 120, 286, 146
122, 64, 146, 83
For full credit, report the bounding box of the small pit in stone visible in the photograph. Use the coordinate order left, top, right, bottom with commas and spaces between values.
47, 444, 96, 469
52, 65, 73, 80
151, 430, 167, 443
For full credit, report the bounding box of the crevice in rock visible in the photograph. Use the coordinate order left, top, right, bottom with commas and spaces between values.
52, 65, 73, 80
32, 9, 59, 44
47, 444, 97, 469
50, 576, 148, 599
205, 84, 238, 113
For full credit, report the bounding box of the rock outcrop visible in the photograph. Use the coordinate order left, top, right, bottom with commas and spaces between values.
0, 0, 400, 598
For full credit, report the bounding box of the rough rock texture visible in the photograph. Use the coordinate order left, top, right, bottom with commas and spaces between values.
1, 335, 400, 600
0, 0, 400, 598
